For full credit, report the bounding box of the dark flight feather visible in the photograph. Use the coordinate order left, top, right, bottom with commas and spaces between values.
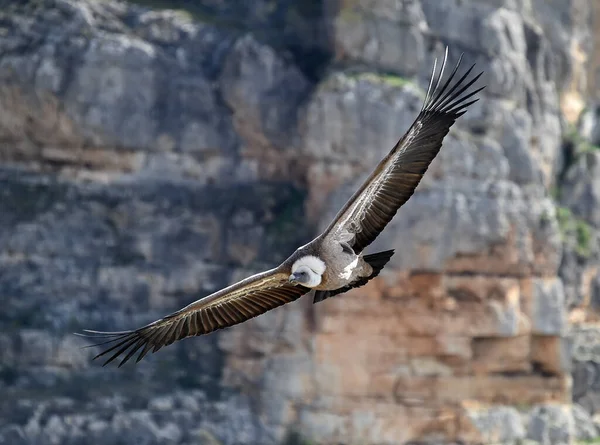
321, 48, 485, 254
76, 270, 310, 367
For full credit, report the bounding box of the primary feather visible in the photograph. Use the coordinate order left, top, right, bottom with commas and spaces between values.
321, 48, 485, 253
76, 269, 310, 367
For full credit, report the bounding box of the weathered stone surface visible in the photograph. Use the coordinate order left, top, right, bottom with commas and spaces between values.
220, 34, 310, 152
569, 323, 600, 424
531, 335, 571, 375
1, 0, 599, 444
572, 403, 598, 441
524, 277, 568, 336
561, 151, 600, 229
0, 390, 267, 445
318, 273, 540, 350
333, 0, 428, 76
395, 375, 570, 406
526, 404, 575, 445
471, 335, 531, 374
463, 406, 526, 445
570, 324, 600, 363
578, 104, 600, 147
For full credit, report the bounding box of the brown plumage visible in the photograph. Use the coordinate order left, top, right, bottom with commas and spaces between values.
79, 269, 310, 367
319, 49, 484, 255
78, 47, 484, 367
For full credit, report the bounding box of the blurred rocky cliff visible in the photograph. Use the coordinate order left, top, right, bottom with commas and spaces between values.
1, 0, 600, 444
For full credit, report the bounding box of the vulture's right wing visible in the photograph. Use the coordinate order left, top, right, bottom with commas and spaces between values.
77, 267, 310, 367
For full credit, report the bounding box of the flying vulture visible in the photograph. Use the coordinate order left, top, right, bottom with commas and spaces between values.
78, 48, 484, 367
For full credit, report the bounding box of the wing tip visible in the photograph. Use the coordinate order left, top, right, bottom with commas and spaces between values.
75, 327, 145, 367
423, 47, 485, 118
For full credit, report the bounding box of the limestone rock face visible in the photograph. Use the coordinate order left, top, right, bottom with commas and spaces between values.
0, 0, 599, 444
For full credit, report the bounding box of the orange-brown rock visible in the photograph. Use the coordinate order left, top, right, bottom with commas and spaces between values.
531, 335, 570, 375
293, 260, 572, 443
321, 271, 529, 337
394, 375, 570, 406
471, 335, 531, 374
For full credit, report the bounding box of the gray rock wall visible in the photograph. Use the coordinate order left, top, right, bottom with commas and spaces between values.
0, 1, 317, 444
0, 0, 599, 444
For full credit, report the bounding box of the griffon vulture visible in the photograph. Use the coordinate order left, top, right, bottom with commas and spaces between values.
78, 48, 484, 367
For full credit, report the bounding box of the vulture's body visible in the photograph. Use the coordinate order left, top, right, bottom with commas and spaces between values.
79, 48, 485, 367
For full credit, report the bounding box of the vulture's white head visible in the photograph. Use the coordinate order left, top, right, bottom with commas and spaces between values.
289, 255, 326, 288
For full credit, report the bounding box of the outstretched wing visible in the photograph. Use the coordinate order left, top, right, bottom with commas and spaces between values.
321, 48, 485, 253
77, 268, 310, 367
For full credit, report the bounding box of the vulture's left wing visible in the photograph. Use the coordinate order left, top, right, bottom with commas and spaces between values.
320, 48, 484, 253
